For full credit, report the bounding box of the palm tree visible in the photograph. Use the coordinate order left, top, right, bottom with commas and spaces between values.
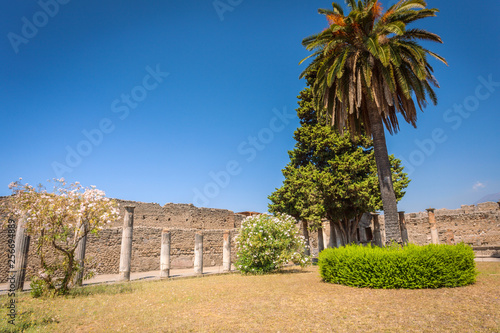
300, 0, 446, 243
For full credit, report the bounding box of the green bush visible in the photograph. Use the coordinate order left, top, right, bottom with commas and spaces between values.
30, 277, 49, 298
318, 243, 477, 289
235, 214, 311, 274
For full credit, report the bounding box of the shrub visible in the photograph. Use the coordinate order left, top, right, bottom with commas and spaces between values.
30, 277, 52, 298
235, 214, 311, 274
318, 243, 477, 289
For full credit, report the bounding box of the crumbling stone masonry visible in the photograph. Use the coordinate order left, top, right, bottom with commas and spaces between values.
379, 202, 500, 247
302, 202, 500, 256
0, 198, 245, 283
1, 198, 499, 283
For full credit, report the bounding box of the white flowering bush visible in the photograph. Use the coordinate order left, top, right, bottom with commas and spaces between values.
1, 178, 119, 295
235, 214, 311, 274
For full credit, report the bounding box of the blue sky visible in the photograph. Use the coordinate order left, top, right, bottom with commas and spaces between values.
1, 0, 499, 214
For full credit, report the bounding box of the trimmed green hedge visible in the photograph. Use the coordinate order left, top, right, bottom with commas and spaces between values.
318, 243, 477, 289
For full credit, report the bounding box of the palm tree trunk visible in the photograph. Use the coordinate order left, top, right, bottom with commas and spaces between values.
367, 106, 401, 243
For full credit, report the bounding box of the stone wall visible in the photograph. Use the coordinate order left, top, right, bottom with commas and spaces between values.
84, 227, 240, 275
112, 199, 244, 230
0, 198, 245, 283
300, 203, 500, 255
2, 197, 499, 283
379, 202, 500, 246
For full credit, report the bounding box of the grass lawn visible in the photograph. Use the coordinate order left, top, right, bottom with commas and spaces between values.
1, 262, 499, 332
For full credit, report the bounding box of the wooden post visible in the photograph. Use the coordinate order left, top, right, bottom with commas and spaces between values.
426, 208, 439, 244
12, 216, 30, 291
73, 223, 88, 286
194, 232, 203, 275
398, 211, 409, 245
119, 206, 135, 281
371, 213, 383, 247
160, 229, 171, 278
328, 221, 337, 248
223, 230, 231, 272
302, 221, 310, 256
317, 225, 324, 253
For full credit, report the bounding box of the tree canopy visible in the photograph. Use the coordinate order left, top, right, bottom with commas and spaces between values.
269, 74, 409, 243
300, 0, 447, 136
298, 0, 445, 242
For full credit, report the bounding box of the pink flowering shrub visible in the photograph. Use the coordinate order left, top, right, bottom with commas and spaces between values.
2, 179, 119, 295
235, 214, 310, 274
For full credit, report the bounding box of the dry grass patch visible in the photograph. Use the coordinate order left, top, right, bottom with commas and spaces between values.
1, 263, 499, 332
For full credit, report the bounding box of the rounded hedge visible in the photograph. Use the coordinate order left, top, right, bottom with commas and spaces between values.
318, 243, 477, 289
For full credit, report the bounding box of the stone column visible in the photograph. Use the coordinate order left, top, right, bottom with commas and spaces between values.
317, 226, 325, 253
426, 208, 439, 244
223, 230, 231, 272
328, 221, 337, 248
160, 229, 171, 278
371, 213, 383, 247
73, 223, 88, 287
323, 227, 329, 247
119, 206, 135, 281
398, 211, 409, 245
194, 232, 203, 275
12, 216, 30, 291
302, 221, 310, 256
359, 226, 368, 246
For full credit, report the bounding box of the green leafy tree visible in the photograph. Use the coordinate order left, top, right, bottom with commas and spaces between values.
269, 73, 409, 244
300, 0, 446, 242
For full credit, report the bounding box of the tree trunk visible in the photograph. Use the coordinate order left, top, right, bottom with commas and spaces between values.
334, 224, 344, 247
302, 221, 310, 256
328, 220, 337, 248
367, 106, 401, 243
60, 253, 74, 294
337, 220, 347, 245
317, 226, 324, 253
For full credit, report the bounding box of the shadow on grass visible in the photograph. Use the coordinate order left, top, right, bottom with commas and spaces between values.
66, 282, 140, 298
275, 267, 313, 275
239, 266, 313, 276
0, 309, 58, 332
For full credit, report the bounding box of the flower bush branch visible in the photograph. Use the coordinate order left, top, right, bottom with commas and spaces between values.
235, 214, 311, 274
1, 178, 119, 296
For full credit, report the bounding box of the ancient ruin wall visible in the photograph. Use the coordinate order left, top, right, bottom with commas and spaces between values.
378, 202, 500, 246
301, 202, 500, 255
84, 227, 240, 275
1, 197, 499, 283
0, 198, 245, 283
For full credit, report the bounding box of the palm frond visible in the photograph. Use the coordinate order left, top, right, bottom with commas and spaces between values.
300, 0, 445, 135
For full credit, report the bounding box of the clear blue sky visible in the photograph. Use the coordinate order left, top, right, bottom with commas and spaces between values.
1, 0, 499, 214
